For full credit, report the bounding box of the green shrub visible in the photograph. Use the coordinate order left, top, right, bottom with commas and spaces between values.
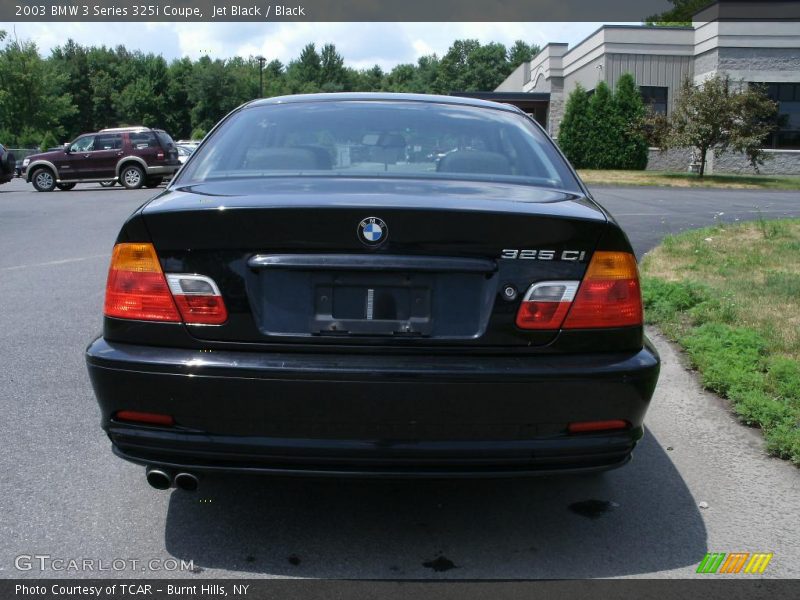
586, 82, 620, 169
557, 83, 592, 169
681, 323, 767, 397
641, 277, 709, 322
39, 131, 59, 151
613, 74, 649, 170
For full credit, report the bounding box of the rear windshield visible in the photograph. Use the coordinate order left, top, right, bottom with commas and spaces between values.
155, 130, 175, 149
176, 101, 581, 191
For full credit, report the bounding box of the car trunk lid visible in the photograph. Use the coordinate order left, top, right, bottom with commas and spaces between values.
142, 177, 607, 347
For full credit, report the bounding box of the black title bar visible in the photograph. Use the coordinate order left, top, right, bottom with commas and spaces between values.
4, 1, 800, 22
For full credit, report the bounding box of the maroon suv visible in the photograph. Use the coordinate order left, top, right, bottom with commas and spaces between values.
22, 127, 181, 192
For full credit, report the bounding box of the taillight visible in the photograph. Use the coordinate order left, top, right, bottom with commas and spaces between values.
515, 281, 579, 330
104, 244, 227, 325
562, 251, 642, 329
166, 274, 228, 325
104, 243, 180, 322
514, 251, 642, 331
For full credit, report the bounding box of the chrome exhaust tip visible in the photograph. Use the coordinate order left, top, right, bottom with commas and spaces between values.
145, 467, 172, 490
174, 472, 199, 492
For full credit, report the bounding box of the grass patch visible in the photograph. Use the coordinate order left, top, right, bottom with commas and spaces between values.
641, 218, 800, 465
578, 169, 800, 190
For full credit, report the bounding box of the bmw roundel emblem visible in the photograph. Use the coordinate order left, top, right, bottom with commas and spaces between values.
357, 217, 388, 246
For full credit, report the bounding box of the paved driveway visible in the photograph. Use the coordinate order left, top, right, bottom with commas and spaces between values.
1, 178, 798, 579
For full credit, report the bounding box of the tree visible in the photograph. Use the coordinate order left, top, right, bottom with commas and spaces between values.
187, 56, 233, 134
414, 54, 440, 92
319, 43, 346, 91
507, 41, 541, 68
586, 82, 621, 169
361, 65, 385, 91
613, 73, 649, 170
0, 38, 75, 146
49, 40, 92, 139
112, 53, 169, 128
558, 84, 592, 169
39, 131, 58, 151
663, 75, 778, 176
285, 43, 322, 92
464, 42, 512, 91
262, 59, 286, 97
433, 39, 481, 93
386, 64, 415, 92
164, 57, 194, 139
86, 46, 122, 130
434, 40, 519, 93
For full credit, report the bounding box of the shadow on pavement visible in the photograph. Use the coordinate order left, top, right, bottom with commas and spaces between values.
163, 430, 706, 578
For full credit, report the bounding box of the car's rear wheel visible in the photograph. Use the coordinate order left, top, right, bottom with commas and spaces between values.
99, 180, 115, 187
31, 168, 56, 192
120, 165, 144, 190
56, 183, 76, 191
144, 177, 163, 188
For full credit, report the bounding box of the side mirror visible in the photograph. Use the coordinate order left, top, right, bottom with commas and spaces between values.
63, 143, 71, 154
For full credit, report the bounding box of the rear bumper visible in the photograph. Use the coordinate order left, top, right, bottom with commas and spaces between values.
86, 338, 660, 477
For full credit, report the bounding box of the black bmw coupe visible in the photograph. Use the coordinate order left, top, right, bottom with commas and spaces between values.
86, 93, 659, 490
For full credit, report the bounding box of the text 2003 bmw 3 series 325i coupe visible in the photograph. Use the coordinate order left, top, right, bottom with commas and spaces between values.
86, 93, 659, 490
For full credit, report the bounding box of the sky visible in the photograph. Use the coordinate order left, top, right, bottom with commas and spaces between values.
0, 22, 621, 70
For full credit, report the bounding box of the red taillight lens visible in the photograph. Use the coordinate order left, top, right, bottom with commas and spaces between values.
104, 243, 180, 322
166, 274, 228, 325
116, 410, 174, 426
104, 245, 227, 325
568, 419, 629, 434
173, 295, 228, 325
562, 251, 642, 329
515, 281, 578, 330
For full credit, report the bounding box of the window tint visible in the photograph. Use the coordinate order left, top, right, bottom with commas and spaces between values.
155, 130, 175, 149
94, 134, 123, 150
177, 101, 580, 191
129, 131, 158, 149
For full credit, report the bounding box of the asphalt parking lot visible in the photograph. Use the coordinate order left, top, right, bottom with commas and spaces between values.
1, 177, 799, 579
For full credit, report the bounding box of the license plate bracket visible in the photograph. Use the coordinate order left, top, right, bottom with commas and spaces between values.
312, 273, 433, 335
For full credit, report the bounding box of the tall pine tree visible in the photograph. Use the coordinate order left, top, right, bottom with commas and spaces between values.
586, 82, 621, 169
558, 84, 592, 169
613, 73, 649, 170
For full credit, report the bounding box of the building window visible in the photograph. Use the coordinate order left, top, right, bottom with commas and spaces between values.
640, 86, 668, 114
759, 83, 800, 149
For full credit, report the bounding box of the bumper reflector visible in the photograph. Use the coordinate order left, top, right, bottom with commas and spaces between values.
568, 419, 629, 434
115, 411, 175, 426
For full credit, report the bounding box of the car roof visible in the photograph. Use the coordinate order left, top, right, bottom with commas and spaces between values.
246, 92, 523, 114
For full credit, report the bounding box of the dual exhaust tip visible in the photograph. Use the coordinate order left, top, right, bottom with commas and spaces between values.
146, 467, 199, 491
